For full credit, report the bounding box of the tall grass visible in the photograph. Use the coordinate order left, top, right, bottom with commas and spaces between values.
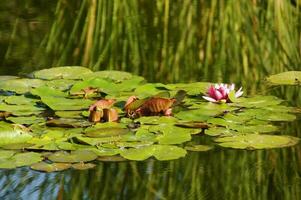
39, 0, 301, 85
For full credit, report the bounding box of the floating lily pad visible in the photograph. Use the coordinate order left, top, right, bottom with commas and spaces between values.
97, 156, 127, 162
33, 66, 92, 80
70, 78, 115, 95
0, 103, 44, 116
48, 150, 98, 163
91, 147, 120, 156
120, 146, 154, 160
134, 83, 169, 98
1, 143, 34, 150
152, 145, 187, 160
72, 162, 96, 170
0, 78, 45, 94
0, 150, 15, 159
4, 95, 38, 105
46, 118, 92, 128
46, 79, 77, 91
167, 82, 211, 96
14, 152, 43, 167
77, 135, 124, 146
215, 134, 299, 149
205, 127, 238, 136
175, 122, 209, 129
237, 109, 296, 122
120, 145, 187, 161
41, 96, 93, 111
185, 145, 213, 152
0, 76, 19, 81
31, 86, 68, 98
83, 70, 133, 81
6, 116, 45, 125
0, 122, 33, 146
232, 96, 283, 108
0, 159, 16, 168
31, 162, 71, 172
0, 152, 42, 169
55, 111, 84, 119
175, 109, 216, 122
135, 128, 157, 142
135, 116, 178, 125
84, 127, 129, 138
266, 71, 301, 85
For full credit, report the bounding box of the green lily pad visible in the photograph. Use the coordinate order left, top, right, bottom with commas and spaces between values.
31, 86, 68, 98
185, 145, 213, 152
4, 95, 38, 105
232, 96, 283, 108
46, 118, 92, 128
0, 103, 44, 116
83, 70, 133, 82
0, 122, 33, 146
41, 96, 93, 111
6, 116, 45, 125
135, 116, 178, 125
0, 159, 16, 168
205, 127, 238, 136
14, 152, 43, 167
76, 136, 122, 146
0, 76, 19, 81
69, 78, 115, 95
31, 162, 71, 172
46, 79, 77, 91
0, 150, 15, 159
167, 82, 211, 96
56, 142, 92, 151
72, 162, 96, 170
120, 146, 154, 161
33, 66, 92, 80
84, 127, 129, 138
175, 109, 216, 122
1, 143, 34, 150
237, 109, 296, 122
152, 145, 187, 160
48, 150, 98, 163
266, 71, 301, 85
0, 152, 43, 169
91, 147, 120, 156
215, 134, 299, 149
134, 83, 169, 98
97, 156, 127, 162
120, 145, 187, 161
55, 111, 84, 119
135, 128, 157, 142
230, 124, 278, 133
0, 78, 45, 94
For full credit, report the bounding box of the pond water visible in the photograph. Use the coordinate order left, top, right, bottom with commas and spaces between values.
0, 1, 301, 200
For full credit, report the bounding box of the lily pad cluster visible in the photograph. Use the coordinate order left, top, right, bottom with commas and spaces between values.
0, 66, 299, 172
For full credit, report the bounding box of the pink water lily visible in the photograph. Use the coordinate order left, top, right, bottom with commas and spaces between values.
202, 83, 243, 103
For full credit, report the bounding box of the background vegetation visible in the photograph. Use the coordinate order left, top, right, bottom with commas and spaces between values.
1, 0, 300, 84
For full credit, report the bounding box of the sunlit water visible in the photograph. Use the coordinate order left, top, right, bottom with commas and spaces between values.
0, 2, 300, 200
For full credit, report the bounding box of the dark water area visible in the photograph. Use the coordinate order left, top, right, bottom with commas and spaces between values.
0, 1, 301, 200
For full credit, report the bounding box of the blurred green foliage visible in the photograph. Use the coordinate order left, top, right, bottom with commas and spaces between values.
0, 0, 300, 84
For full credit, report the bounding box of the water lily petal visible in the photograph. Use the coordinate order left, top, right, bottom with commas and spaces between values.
208, 86, 217, 99
235, 87, 243, 98
214, 90, 224, 100
202, 96, 217, 102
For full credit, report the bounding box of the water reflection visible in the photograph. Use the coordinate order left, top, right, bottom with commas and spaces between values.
0, 138, 300, 199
